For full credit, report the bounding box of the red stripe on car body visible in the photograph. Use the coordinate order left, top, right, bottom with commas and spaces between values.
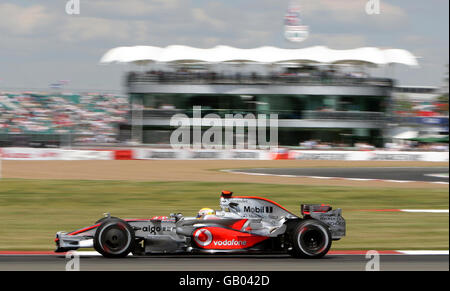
68, 224, 100, 235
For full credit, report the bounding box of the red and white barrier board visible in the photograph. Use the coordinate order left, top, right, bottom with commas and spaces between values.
0, 148, 113, 160
0, 148, 448, 162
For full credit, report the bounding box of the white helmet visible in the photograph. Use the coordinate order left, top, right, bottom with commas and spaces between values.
196, 208, 215, 219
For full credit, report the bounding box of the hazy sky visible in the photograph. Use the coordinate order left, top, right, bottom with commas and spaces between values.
0, 0, 448, 92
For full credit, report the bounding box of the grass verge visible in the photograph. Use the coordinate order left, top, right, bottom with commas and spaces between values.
0, 179, 448, 251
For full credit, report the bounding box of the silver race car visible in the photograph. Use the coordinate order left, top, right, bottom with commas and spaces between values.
55, 191, 346, 258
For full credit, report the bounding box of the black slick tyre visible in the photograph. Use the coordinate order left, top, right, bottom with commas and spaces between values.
289, 219, 332, 258
94, 218, 135, 258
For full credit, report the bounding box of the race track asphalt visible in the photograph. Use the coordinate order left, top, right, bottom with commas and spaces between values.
0, 254, 448, 271
229, 167, 449, 183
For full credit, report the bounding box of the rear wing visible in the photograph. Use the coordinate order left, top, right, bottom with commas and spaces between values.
301, 204, 346, 240
301, 204, 332, 215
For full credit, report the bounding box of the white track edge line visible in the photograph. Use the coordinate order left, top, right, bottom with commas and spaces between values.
222, 169, 449, 185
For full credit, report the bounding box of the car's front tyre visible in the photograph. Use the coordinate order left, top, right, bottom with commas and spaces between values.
94, 218, 135, 258
289, 219, 332, 258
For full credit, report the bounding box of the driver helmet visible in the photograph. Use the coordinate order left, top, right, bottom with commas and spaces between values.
196, 208, 215, 219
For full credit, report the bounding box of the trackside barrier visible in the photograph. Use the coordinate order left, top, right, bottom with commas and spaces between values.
289, 150, 449, 162
290, 151, 368, 161
60, 150, 113, 160
271, 148, 290, 160
0, 148, 448, 162
369, 151, 449, 162
0, 147, 63, 160
113, 150, 134, 160
0, 148, 113, 160
133, 148, 271, 160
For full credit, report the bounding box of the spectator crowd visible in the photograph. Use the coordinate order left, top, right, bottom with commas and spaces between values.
127, 67, 392, 87
0, 92, 128, 143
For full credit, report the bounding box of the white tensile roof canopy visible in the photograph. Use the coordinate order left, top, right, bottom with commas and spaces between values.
100, 45, 419, 67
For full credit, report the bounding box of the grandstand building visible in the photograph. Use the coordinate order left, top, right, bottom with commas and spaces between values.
101, 45, 419, 147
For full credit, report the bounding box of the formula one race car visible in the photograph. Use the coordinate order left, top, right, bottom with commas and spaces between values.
55, 191, 346, 258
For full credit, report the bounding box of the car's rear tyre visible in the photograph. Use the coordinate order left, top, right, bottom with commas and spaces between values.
289, 219, 332, 258
94, 218, 135, 258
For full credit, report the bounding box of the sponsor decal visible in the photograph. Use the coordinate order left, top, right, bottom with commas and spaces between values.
193, 229, 213, 246
149, 151, 177, 159
370, 153, 421, 161
0, 150, 60, 159
295, 153, 348, 160
0, 148, 112, 160
243, 206, 273, 214
231, 152, 259, 159
227, 199, 249, 203
142, 225, 174, 234
192, 151, 220, 159
193, 227, 264, 249
151, 216, 170, 220
213, 239, 247, 247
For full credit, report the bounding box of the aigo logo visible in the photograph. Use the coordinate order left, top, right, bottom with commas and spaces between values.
193, 228, 213, 246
